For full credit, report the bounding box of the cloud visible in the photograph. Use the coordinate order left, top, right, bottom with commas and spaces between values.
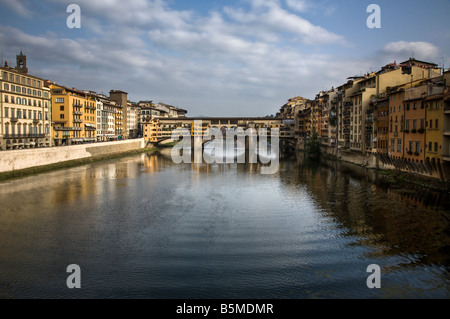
224, 0, 343, 45
285, 0, 310, 12
0, 0, 362, 117
0, 0, 33, 17
381, 41, 440, 62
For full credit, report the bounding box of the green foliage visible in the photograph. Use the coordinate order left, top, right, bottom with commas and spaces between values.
306, 129, 321, 159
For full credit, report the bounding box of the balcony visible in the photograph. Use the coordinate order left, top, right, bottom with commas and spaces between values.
33, 119, 40, 124
73, 119, 83, 123
73, 111, 83, 116
10, 117, 19, 123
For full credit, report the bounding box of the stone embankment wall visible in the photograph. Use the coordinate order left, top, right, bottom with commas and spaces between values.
320, 146, 449, 181
0, 139, 145, 173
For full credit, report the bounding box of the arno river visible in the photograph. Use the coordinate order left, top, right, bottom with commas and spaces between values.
0, 150, 449, 299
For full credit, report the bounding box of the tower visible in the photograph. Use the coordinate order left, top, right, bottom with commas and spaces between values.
16, 50, 28, 74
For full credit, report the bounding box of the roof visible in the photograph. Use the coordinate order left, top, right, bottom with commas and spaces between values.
399, 58, 438, 68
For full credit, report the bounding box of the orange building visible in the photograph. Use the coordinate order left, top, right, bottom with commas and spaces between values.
402, 85, 427, 164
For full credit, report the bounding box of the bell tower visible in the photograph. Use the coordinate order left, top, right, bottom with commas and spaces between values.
16, 50, 28, 74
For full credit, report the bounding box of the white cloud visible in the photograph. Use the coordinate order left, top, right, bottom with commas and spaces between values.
224, 0, 343, 45
285, 0, 310, 12
0, 0, 355, 116
381, 41, 440, 61
0, 0, 33, 17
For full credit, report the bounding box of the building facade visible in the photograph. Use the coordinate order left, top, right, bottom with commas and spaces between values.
0, 52, 52, 150
49, 83, 97, 146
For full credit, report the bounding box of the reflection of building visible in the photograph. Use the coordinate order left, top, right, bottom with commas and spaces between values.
0, 52, 52, 150
49, 83, 97, 146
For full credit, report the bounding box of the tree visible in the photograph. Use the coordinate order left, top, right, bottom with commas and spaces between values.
306, 129, 321, 159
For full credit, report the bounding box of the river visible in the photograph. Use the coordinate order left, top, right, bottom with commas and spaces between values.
0, 150, 449, 299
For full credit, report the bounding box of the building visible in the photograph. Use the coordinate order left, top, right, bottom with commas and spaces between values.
0, 52, 52, 150
49, 83, 97, 146
109, 90, 128, 139
127, 101, 139, 138
370, 92, 389, 155
94, 94, 116, 141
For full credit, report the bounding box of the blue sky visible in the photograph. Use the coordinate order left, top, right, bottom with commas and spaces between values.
0, 0, 449, 116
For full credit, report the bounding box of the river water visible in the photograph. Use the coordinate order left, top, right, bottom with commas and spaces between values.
0, 150, 449, 299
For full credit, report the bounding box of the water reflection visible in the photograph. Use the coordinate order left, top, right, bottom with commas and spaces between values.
0, 151, 449, 299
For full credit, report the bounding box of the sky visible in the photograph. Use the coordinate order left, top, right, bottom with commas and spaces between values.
0, 0, 449, 117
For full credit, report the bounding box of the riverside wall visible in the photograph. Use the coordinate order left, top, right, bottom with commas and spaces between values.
296, 139, 449, 181
0, 139, 146, 173
320, 146, 449, 182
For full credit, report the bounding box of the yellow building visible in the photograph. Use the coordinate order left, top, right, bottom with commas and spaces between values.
49, 83, 97, 146
425, 93, 444, 165
0, 52, 52, 150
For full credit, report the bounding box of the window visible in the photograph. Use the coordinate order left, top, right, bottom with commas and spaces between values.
11, 96, 15, 104
429, 142, 432, 151
4, 83, 9, 90
413, 120, 417, 130
415, 142, 420, 153
413, 102, 417, 110
60, 114, 65, 119
391, 139, 395, 152
406, 103, 410, 111
420, 119, 425, 130
23, 98, 26, 105
56, 98, 64, 103
60, 105, 64, 111
430, 120, 433, 129
397, 139, 402, 152
435, 119, 439, 129
4, 95, 8, 103
435, 143, 438, 152
4, 108, 9, 117
27, 78, 31, 86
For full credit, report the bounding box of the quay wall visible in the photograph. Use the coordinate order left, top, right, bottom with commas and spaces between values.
321, 146, 449, 181
0, 139, 146, 173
